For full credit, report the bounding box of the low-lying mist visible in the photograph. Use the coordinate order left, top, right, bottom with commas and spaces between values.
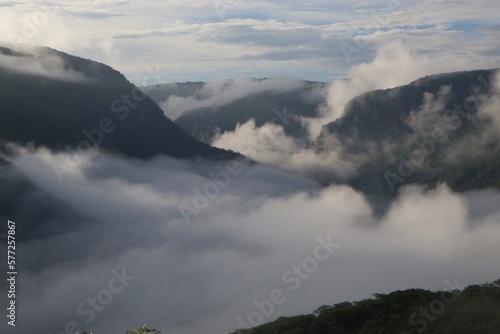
1, 148, 499, 334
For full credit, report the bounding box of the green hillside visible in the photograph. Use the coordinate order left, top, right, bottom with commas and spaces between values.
232, 280, 500, 334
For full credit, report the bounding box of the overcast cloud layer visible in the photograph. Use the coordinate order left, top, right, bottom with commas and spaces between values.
1, 0, 500, 83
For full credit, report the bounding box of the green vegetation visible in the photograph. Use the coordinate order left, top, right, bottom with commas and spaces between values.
125, 324, 162, 334
232, 279, 500, 334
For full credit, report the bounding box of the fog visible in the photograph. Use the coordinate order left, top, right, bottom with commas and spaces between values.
156, 77, 323, 120
211, 43, 500, 183
212, 119, 365, 181
1, 148, 499, 334
308, 41, 499, 138
0, 44, 90, 82
0, 41, 499, 334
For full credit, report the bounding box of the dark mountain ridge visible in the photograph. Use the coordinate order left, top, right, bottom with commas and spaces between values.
153, 68, 500, 213
0, 45, 238, 160
320, 69, 496, 144
0, 156, 91, 242
315, 68, 500, 209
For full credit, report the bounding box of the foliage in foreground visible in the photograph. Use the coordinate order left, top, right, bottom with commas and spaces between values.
81, 324, 162, 334
233, 279, 500, 334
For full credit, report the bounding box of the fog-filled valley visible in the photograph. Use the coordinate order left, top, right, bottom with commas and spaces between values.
1, 2, 500, 333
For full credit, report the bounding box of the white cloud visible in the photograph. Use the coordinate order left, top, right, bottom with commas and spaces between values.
212, 119, 362, 181
478, 70, 500, 129
156, 77, 309, 119
0, 0, 498, 83
2, 148, 500, 334
209, 42, 497, 182
0, 2, 499, 333
0, 44, 90, 81
306, 41, 499, 138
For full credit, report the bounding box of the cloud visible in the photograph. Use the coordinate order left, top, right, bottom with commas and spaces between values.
1, 0, 499, 83
209, 43, 493, 181
1, 148, 499, 334
0, 45, 91, 82
305, 41, 499, 138
0, 2, 499, 333
212, 119, 363, 181
436, 69, 500, 163
478, 70, 500, 129
155, 77, 313, 120
406, 85, 455, 135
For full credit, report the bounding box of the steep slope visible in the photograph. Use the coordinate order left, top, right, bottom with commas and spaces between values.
0, 46, 237, 160
144, 79, 327, 142
143, 81, 205, 103
144, 70, 500, 212
0, 156, 91, 242
320, 69, 496, 143
317, 69, 500, 205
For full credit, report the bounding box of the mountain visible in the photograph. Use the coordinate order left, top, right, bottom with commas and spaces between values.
143, 79, 327, 142
0, 156, 91, 242
231, 279, 500, 334
149, 69, 500, 212
317, 69, 500, 207
0, 46, 237, 160
319, 69, 496, 145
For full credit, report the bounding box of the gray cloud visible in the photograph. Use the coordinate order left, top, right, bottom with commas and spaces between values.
0, 148, 499, 334
63, 8, 126, 19
2, 1, 499, 83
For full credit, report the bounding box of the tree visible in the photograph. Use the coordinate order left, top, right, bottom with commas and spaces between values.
126, 324, 162, 334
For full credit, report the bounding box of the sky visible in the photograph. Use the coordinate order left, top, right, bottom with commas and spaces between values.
1, 0, 500, 84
